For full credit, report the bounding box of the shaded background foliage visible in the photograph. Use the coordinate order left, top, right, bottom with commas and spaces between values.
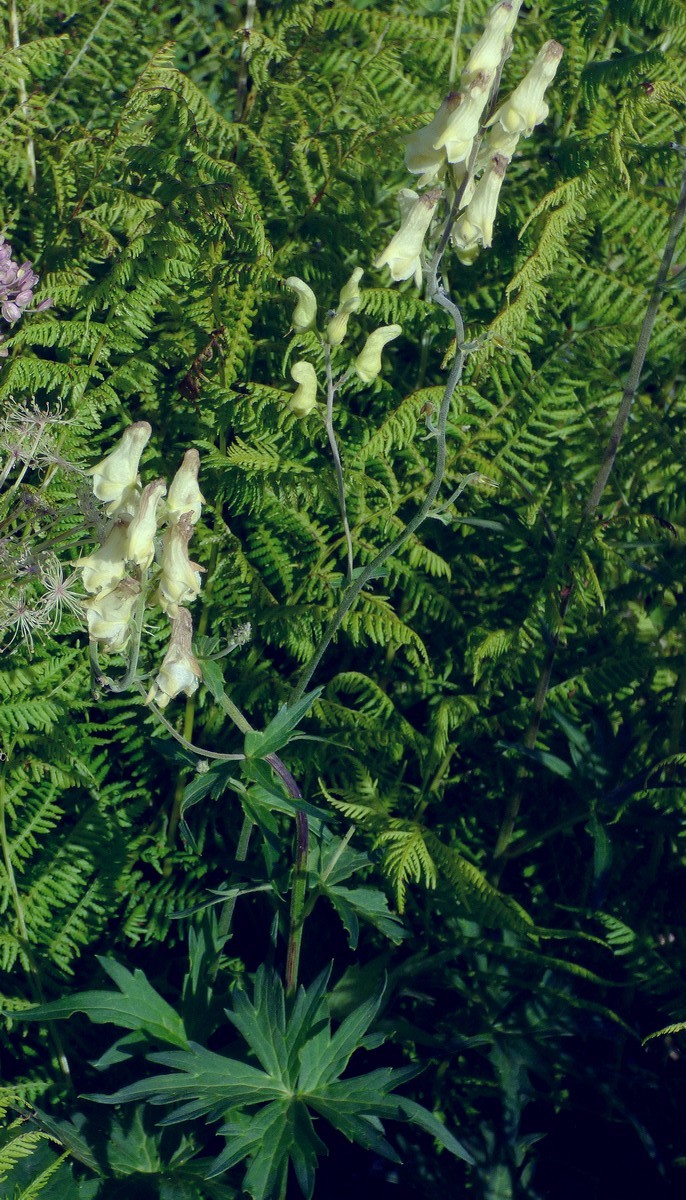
1, 0, 686, 1195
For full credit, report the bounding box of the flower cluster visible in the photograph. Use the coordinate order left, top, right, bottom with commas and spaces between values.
0, 236, 52, 356
282, 269, 403, 416
373, 1, 563, 280
80, 426, 205, 707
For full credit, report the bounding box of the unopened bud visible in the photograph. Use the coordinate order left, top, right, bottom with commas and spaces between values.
354, 325, 402, 383
289, 361, 318, 417
285, 277, 317, 331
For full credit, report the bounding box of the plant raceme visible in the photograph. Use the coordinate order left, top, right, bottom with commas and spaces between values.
81, 426, 205, 705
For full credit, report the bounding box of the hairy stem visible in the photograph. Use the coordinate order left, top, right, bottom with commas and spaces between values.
493, 154, 686, 867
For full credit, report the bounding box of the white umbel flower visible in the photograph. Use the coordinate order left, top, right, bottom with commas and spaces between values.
147, 608, 202, 709
374, 188, 441, 286
489, 40, 564, 137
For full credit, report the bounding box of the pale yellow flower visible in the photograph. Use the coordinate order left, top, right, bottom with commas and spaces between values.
453, 153, 509, 249
79, 520, 129, 595
489, 40, 564, 137
327, 268, 364, 346
147, 608, 201, 709
166, 449, 204, 525
285, 277, 317, 331
463, 2, 521, 81
85, 578, 140, 652
354, 325, 402, 383
289, 361, 318, 417
374, 188, 441, 286
404, 92, 463, 184
156, 515, 204, 617
433, 72, 492, 165
125, 478, 166, 570
87, 422, 151, 515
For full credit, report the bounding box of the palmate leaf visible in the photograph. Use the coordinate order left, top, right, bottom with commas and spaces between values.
310, 835, 407, 949
81, 966, 472, 1199
11, 957, 190, 1050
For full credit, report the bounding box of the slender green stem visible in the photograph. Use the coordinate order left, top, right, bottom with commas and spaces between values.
211, 812, 254, 981
493, 154, 686, 867
323, 346, 354, 582
286, 810, 309, 998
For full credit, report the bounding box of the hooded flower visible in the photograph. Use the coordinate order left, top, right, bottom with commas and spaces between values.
166, 449, 204, 525
79, 520, 129, 595
147, 608, 202, 709
453, 153, 509, 249
125, 478, 166, 570
87, 422, 152, 515
156, 514, 204, 617
433, 71, 492, 165
404, 92, 463, 184
463, 2, 521, 81
285, 277, 317, 331
288, 361, 318, 417
489, 40, 564, 137
85, 578, 140, 652
354, 325, 402, 383
374, 188, 441, 286
327, 267, 364, 346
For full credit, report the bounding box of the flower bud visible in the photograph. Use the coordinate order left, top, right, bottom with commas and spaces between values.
453, 153, 509, 249
87, 422, 152, 515
463, 2, 521, 81
354, 325, 402, 383
489, 40, 564, 137
289, 361, 318, 417
85, 578, 140, 652
79, 520, 129, 595
326, 268, 364, 346
166, 449, 204, 525
433, 71, 492, 165
147, 608, 202, 709
374, 188, 441, 286
156, 514, 204, 617
125, 478, 166, 569
338, 267, 364, 310
285, 277, 317, 331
